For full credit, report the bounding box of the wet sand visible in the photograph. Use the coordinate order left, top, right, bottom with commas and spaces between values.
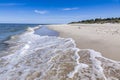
48, 24, 120, 61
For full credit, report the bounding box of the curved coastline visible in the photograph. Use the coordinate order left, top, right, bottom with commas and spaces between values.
0, 25, 120, 80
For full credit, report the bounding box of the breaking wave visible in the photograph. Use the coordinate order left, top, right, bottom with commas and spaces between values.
0, 26, 120, 80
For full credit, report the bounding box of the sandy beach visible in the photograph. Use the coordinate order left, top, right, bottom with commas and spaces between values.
48, 24, 120, 61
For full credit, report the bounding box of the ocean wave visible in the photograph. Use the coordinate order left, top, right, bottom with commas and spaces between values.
0, 27, 120, 80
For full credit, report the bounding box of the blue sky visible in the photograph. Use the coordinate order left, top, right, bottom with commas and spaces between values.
0, 0, 120, 23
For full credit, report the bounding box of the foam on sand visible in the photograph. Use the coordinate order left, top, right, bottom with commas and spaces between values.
0, 27, 120, 80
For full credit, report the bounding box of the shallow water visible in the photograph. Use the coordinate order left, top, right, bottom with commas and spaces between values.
0, 24, 59, 57
35, 26, 59, 36
0, 24, 38, 57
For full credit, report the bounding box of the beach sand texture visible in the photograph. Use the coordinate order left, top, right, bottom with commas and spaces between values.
48, 24, 120, 61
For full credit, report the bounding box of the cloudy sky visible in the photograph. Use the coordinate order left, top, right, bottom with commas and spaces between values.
0, 0, 120, 23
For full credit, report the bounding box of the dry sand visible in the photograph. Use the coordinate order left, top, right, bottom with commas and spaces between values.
48, 24, 120, 61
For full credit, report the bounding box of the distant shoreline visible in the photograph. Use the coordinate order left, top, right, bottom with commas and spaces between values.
69, 17, 120, 24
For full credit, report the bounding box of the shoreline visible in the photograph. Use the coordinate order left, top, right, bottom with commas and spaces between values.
0, 25, 59, 58
0, 24, 120, 79
48, 24, 120, 61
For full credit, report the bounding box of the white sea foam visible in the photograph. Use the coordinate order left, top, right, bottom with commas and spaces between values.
89, 50, 107, 80
0, 27, 120, 80
67, 48, 89, 78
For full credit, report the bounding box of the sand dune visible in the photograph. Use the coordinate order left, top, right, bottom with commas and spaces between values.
48, 24, 120, 61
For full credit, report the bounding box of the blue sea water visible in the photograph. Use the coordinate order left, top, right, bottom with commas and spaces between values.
0, 24, 39, 51
0, 24, 59, 57
35, 26, 59, 36
0, 24, 40, 42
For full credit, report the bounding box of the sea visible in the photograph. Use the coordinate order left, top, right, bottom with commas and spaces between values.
0, 23, 58, 57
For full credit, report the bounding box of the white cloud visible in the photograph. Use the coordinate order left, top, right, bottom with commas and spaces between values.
63, 7, 79, 11
0, 3, 25, 6
34, 10, 48, 14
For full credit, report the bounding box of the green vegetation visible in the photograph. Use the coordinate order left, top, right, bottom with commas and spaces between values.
69, 17, 120, 24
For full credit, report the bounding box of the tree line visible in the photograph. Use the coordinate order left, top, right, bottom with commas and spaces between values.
69, 17, 120, 24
